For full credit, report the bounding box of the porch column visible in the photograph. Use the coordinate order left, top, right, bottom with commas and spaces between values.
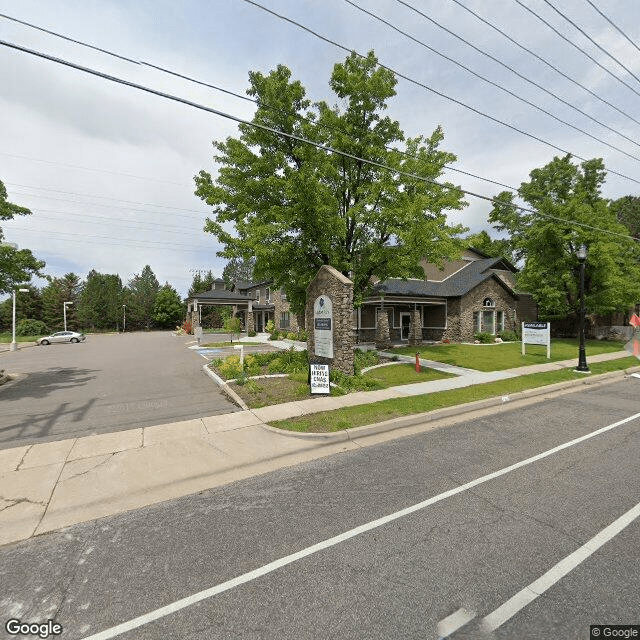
375, 307, 391, 350
408, 309, 422, 346
246, 301, 254, 334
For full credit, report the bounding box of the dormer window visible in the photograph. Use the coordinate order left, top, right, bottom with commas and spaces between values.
266, 287, 270, 303
483, 297, 495, 308
256, 289, 260, 303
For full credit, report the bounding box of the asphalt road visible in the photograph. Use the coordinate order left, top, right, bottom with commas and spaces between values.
1, 378, 639, 639
0, 332, 239, 449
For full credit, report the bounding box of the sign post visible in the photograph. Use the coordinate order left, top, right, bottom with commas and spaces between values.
522, 322, 551, 359
310, 363, 330, 395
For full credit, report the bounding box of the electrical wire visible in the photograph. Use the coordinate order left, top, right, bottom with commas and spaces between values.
1, 37, 639, 244
540, 0, 640, 86
582, 0, 640, 56
240, 0, 640, 185
348, 0, 640, 161
513, 0, 640, 99
0, 12, 517, 193
447, 0, 640, 128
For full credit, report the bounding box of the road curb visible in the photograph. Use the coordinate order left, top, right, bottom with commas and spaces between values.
202, 363, 250, 411
263, 365, 640, 442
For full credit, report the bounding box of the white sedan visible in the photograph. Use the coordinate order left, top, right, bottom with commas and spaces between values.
37, 331, 86, 345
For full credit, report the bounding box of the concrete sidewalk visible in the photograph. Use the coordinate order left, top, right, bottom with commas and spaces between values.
0, 350, 635, 548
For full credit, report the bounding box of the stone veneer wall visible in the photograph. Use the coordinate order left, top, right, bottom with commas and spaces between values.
305, 265, 354, 375
408, 309, 422, 346
444, 279, 517, 342
272, 290, 300, 332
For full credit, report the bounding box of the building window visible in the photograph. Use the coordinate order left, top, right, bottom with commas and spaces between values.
497, 310, 505, 332
280, 288, 287, 301
256, 289, 260, 303
280, 312, 290, 328
473, 311, 481, 333
483, 297, 495, 308
266, 287, 270, 303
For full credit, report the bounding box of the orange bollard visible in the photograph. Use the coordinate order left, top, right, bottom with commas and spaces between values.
415, 352, 421, 373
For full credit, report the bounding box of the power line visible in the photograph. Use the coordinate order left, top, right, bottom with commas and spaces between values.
0, 12, 517, 193
447, 0, 640, 128
6, 182, 208, 214
1, 38, 637, 243
513, 0, 640, 99
540, 0, 640, 86
0, 152, 192, 187
240, 0, 640, 185
582, 0, 640, 56
347, 0, 640, 162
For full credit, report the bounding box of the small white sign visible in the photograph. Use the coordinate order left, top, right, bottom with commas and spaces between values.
522, 322, 551, 358
314, 295, 334, 359
310, 363, 330, 395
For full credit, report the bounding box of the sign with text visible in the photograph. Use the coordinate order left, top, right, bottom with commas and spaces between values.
310, 363, 330, 394
313, 295, 334, 359
522, 321, 550, 358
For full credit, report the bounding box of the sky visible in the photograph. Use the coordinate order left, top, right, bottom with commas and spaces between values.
1, 0, 639, 299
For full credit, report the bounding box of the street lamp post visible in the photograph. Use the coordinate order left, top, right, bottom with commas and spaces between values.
63, 301, 73, 332
10, 288, 30, 352
122, 305, 126, 332
575, 244, 590, 373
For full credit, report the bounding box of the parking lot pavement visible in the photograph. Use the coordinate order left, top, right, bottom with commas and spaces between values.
0, 332, 239, 449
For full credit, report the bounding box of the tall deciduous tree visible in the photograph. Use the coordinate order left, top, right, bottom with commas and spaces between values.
610, 195, 640, 240
0, 179, 45, 294
489, 155, 640, 321
126, 265, 160, 330
77, 270, 124, 330
464, 230, 515, 262
195, 51, 466, 313
222, 257, 255, 286
41, 273, 81, 331
152, 283, 185, 328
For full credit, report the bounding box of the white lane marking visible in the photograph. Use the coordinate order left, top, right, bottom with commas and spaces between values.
437, 608, 476, 638
482, 500, 640, 632
81, 410, 640, 640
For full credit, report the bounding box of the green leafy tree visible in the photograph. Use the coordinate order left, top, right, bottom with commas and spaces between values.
610, 195, 640, 239
41, 273, 81, 331
195, 51, 466, 313
0, 180, 45, 294
222, 257, 255, 286
152, 283, 184, 328
125, 265, 160, 330
489, 155, 640, 321
464, 230, 515, 262
0, 285, 42, 331
77, 270, 124, 330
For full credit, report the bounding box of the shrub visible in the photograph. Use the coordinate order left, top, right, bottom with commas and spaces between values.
223, 316, 243, 338
182, 320, 193, 335
269, 331, 280, 341
248, 330, 257, 337
16, 319, 47, 337
474, 332, 494, 344
265, 319, 275, 334
243, 354, 260, 377
267, 358, 284, 374
286, 332, 298, 340
296, 328, 308, 341
498, 330, 518, 342
354, 348, 380, 371
218, 355, 243, 380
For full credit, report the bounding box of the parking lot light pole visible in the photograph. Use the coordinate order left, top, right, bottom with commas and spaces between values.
575, 244, 590, 373
10, 288, 30, 352
63, 301, 73, 332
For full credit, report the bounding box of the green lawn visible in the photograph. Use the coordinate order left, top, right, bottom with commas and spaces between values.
272, 357, 639, 432
364, 363, 453, 387
0, 333, 40, 343
390, 339, 626, 371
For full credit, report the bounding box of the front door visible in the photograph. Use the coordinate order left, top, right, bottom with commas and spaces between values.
401, 313, 411, 341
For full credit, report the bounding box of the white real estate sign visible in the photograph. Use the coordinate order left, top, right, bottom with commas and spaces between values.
522, 321, 551, 359
314, 295, 334, 359
310, 363, 330, 395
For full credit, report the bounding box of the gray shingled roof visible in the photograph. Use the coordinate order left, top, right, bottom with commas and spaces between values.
372, 258, 518, 299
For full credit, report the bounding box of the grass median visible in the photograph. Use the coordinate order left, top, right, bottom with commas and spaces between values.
390, 339, 626, 371
271, 356, 639, 433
